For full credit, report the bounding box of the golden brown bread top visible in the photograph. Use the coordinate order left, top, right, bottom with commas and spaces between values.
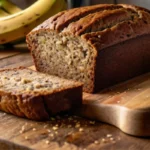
30, 4, 150, 50
48, 4, 122, 31
63, 8, 136, 35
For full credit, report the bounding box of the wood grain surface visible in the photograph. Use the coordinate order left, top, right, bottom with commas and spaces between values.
0, 45, 150, 150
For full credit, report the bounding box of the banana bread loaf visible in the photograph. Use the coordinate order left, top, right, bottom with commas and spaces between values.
0, 67, 82, 120
26, 4, 150, 93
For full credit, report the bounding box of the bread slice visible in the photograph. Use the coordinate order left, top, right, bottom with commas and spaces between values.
0, 67, 82, 120
26, 4, 150, 93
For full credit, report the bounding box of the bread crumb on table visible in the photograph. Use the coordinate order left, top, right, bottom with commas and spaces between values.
32, 128, 36, 131
106, 134, 112, 138
52, 126, 58, 130
45, 140, 50, 144
79, 128, 84, 132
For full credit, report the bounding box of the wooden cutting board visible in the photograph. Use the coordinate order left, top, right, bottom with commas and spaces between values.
79, 72, 150, 137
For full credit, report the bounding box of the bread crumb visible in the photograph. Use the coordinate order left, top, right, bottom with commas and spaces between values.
52, 126, 58, 130
110, 137, 114, 141
79, 128, 84, 132
75, 123, 80, 128
45, 140, 50, 144
47, 129, 51, 133
101, 138, 107, 143
64, 142, 68, 145
19, 130, 23, 134
89, 121, 95, 125
32, 128, 36, 131
25, 136, 28, 140
106, 134, 112, 138
98, 35, 101, 38
94, 140, 99, 144
19, 125, 25, 134
50, 133, 54, 137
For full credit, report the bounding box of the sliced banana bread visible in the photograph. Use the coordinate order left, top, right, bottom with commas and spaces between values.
0, 67, 82, 120
26, 4, 150, 93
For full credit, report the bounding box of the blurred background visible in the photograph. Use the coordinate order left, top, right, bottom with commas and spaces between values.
11, 0, 150, 9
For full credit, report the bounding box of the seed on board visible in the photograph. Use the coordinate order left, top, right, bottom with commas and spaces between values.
75, 123, 80, 128
25, 136, 28, 140
98, 35, 101, 38
32, 128, 36, 131
89, 121, 95, 125
19, 130, 23, 134
52, 126, 58, 130
45, 140, 50, 144
79, 128, 84, 132
101, 138, 107, 143
106, 134, 112, 138
94, 140, 99, 144
47, 129, 51, 133
110, 137, 114, 141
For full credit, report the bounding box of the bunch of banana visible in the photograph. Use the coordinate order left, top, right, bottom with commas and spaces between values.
0, 0, 67, 44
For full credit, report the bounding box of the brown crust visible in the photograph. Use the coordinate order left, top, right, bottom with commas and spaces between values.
0, 68, 83, 120
94, 34, 150, 92
63, 8, 136, 35
32, 4, 123, 32
82, 4, 150, 50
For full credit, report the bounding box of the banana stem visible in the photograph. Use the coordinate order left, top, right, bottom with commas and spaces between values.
0, 8, 9, 17
0, 0, 22, 14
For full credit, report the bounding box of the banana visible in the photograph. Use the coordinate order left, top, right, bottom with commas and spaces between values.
0, 0, 22, 14
0, 0, 67, 44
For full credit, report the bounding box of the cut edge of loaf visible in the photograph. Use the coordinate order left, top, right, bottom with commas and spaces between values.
27, 30, 97, 93
0, 67, 83, 120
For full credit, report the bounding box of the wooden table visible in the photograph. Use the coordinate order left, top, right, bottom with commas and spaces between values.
0, 44, 150, 150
